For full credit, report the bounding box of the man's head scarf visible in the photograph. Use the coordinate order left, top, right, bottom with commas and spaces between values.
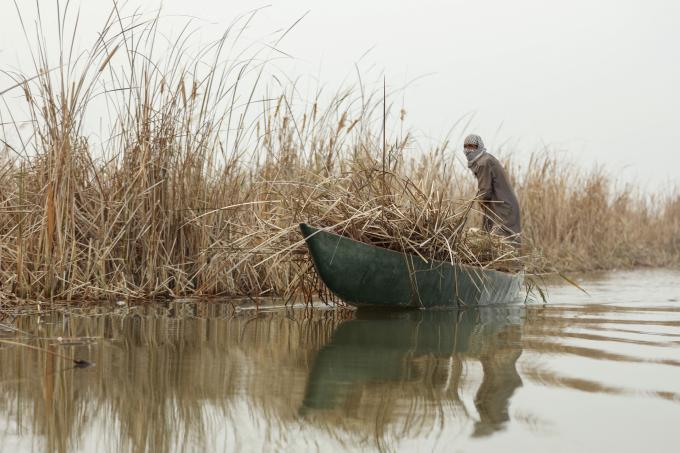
463, 134, 486, 165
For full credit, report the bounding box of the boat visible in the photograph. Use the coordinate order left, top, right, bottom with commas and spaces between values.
299, 223, 524, 308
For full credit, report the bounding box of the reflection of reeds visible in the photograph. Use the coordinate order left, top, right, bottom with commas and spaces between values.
0, 304, 524, 452
3, 303, 678, 451
0, 3, 678, 302
0, 305, 348, 453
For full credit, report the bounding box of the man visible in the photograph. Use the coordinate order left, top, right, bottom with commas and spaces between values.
463, 134, 521, 244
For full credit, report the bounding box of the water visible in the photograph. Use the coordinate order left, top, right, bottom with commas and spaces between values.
1, 269, 680, 453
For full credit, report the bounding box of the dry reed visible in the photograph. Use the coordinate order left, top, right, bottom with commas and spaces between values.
0, 4, 678, 303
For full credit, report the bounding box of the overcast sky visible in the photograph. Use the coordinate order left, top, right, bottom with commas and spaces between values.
1, 0, 679, 189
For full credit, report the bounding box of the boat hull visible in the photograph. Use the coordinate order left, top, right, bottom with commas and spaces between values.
300, 223, 523, 308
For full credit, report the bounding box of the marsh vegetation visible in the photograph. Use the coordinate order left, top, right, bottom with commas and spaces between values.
0, 4, 678, 303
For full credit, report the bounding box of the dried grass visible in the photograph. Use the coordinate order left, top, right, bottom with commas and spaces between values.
0, 4, 678, 303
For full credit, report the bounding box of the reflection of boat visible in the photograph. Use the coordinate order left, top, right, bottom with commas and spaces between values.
299, 223, 523, 308
301, 308, 524, 437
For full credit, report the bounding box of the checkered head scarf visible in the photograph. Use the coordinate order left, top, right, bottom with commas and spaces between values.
463, 134, 486, 165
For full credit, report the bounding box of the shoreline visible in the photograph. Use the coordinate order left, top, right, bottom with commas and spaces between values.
2, 266, 678, 308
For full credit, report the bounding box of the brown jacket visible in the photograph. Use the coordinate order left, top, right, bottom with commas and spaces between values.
469, 153, 521, 238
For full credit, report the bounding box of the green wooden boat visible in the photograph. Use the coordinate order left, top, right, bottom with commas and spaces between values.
299, 223, 523, 308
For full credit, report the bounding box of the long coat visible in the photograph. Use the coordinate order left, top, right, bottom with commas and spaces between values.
468, 153, 521, 238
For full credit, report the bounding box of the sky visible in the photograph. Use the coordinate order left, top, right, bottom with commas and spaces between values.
1, 0, 679, 189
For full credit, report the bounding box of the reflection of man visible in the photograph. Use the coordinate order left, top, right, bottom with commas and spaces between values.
472, 325, 523, 437
463, 134, 522, 245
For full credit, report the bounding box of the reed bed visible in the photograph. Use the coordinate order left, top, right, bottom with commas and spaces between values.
0, 4, 678, 302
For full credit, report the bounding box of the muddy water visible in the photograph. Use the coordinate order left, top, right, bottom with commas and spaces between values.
1, 269, 679, 453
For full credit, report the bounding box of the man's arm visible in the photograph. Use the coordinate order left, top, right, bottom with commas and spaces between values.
476, 163, 493, 201
475, 163, 494, 232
